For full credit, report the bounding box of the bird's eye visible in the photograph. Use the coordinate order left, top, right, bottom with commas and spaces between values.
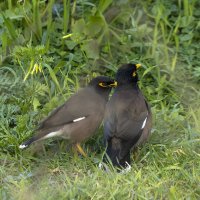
108, 81, 117, 87
132, 71, 136, 77
99, 81, 117, 88
99, 82, 107, 87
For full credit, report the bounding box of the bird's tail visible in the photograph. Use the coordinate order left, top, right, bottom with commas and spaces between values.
19, 126, 63, 150
19, 136, 39, 149
19, 128, 61, 149
105, 137, 130, 168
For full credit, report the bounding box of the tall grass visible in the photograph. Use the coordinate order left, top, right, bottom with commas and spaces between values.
0, 0, 200, 199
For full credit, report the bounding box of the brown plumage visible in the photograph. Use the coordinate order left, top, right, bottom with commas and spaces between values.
19, 76, 117, 156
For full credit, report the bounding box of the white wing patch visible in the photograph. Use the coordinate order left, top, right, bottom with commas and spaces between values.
19, 144, 28, 149
43, 130, 62, 139
141, 116, 147, 129
73, 116, 86, 122
39, 117, 86, 140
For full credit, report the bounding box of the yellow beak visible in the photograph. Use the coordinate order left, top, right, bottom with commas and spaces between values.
136, 63, 142, 69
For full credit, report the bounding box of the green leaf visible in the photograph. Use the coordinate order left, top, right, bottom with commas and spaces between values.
33, 97, 40, 111
71, 19, 86, 41
98, 0, 113, 13
44, 63, 62, 93
85, 16, 104, 37
142, 66, 156, 77
2, 15, 17, 39
180, 33, 193, 42
63, 0, 70, 34
65, 40, 78, 50
4, 10, 24, 20
82, 40, 99, 59
179, 16, 194, 27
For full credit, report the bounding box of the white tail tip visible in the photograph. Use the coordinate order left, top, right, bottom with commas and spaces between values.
19, 144, 27, 149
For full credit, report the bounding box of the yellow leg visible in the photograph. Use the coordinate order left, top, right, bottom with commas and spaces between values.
132, 148, 138, 160
75, 143, 87, 157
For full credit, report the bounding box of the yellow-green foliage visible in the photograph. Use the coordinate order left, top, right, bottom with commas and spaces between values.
0, 0, 200, 199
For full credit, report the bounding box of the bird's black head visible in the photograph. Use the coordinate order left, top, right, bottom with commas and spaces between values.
88, 76, 117, 97
116, 63, 141, 85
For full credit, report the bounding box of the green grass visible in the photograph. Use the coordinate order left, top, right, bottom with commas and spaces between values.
0, 0, 200, 199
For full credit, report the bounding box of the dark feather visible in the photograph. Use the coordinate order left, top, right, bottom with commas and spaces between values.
104, 64, 152, 168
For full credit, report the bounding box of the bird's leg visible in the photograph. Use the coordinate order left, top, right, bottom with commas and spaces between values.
75, 143, 87, 157
132, 148, 139, 160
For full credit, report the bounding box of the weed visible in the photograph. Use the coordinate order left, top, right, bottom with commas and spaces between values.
0, 0, 200, 199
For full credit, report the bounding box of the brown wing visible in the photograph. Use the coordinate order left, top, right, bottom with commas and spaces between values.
37, 87, 105, 131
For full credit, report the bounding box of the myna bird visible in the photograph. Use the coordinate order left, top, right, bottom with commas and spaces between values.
19, 76, 117, 156
104, 64, 152, 168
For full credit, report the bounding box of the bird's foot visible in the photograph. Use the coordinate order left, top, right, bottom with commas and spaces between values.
75, 143, 87, 157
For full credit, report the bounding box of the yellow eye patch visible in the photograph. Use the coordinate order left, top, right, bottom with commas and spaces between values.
109, 81, 117, 87
99, 82, 107, 87
132, 72, 136, 77
99, 81, 117, 88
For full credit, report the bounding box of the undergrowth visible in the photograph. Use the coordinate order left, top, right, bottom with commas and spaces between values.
0, 0, 200, 199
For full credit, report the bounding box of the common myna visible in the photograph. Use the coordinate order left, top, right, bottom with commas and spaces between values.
19, 76, 117, 156
104, 64, 152, 168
